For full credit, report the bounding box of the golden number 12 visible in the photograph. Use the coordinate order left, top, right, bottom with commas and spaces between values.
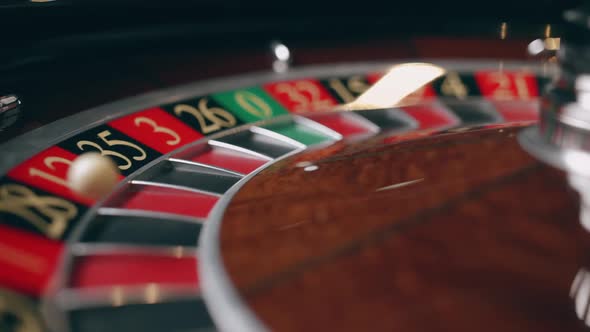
28, 156, 72, 188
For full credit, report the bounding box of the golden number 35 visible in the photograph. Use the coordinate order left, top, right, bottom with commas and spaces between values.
77, 130, 147, 170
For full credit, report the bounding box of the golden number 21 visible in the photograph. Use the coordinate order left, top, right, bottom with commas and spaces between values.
174, 98, 236, 134
0, 184, 77, 239
488, 72, 530, 100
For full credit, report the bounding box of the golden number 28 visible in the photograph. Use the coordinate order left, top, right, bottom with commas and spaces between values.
0, 184, 77, 239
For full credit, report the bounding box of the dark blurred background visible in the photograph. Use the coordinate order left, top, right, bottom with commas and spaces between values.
0, 0, 581, 142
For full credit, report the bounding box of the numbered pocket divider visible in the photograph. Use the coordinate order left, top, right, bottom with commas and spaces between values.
79, 207, 203, 247
173, 143, 271, 175
439, 97, 503, 125
0, 224, 64, 297
399, 101, 461, 130
101, 182, 219, 220
53, 286, 212, 332
301, 111, 380, 139
486, 99, 540, 123
66, 243, 199, 289
209, 127, 305, 159
250, 115, 341, 148
131, 159, 243, 196
353, 108, 419, 133
48, 242, 209, 332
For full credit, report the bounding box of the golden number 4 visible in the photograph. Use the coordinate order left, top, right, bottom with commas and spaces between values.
134, 117, 181, 146
0, 184, 77, 239
440, 72, 468, 99
174, 98, 237, 134
76, 130, 147, 170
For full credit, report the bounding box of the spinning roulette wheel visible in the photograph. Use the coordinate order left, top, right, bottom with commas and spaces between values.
1, 1, 590, 331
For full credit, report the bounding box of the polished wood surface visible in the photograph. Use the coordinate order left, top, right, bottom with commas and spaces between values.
220, 125, 590, 331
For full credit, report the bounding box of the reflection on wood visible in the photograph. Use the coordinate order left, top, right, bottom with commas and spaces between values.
220, 125, 590, 331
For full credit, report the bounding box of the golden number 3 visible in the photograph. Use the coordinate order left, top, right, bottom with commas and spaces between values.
134, 117, 181, 146
174, 98, 236, 134
234, 91, 273, 118
0, 184, 77, 239
76, 130, 147, 171
28, 156, 72, 188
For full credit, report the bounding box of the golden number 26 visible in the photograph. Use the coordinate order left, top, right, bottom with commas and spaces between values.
174, 98, 236, 134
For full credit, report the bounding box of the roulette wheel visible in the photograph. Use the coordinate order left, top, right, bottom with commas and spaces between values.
1, 1, 589, 331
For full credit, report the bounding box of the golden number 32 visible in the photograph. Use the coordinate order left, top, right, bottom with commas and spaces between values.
275, 81, 333, 111
174, 98, 236, 134
77, 130, 147, 170
0, 184, 77, 239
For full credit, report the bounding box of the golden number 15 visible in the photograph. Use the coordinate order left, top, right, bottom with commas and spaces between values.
327, 76, 370, 103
